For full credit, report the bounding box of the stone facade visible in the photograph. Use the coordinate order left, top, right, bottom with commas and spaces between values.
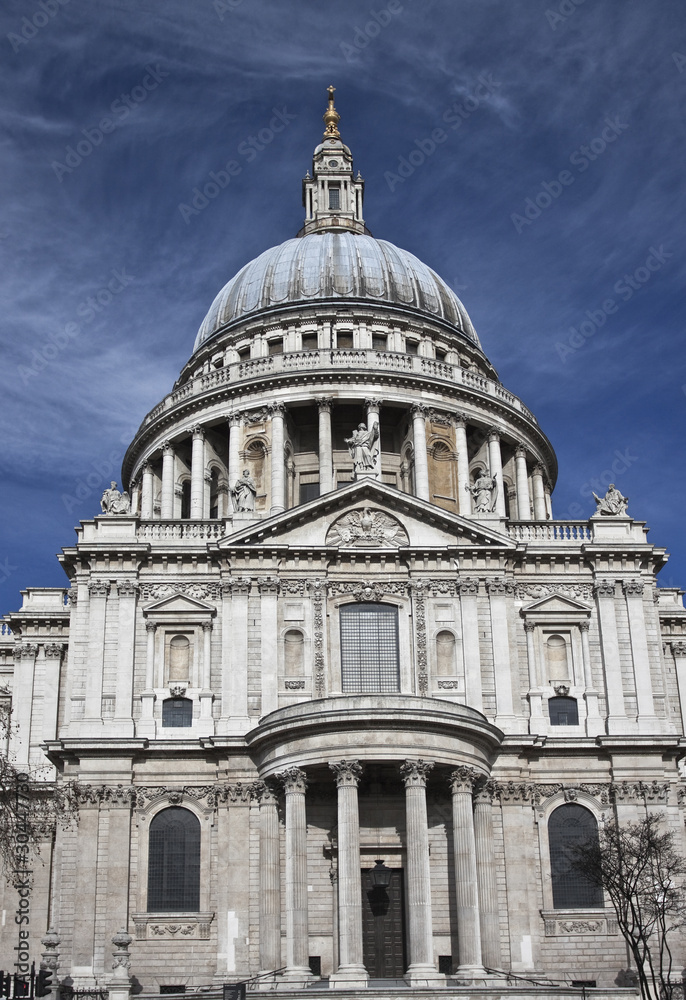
1, 94, 685, 993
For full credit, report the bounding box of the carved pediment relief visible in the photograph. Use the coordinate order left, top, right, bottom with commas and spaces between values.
521, 593, 592, 615
142, 592, 216, 617
325, 507, 409, 548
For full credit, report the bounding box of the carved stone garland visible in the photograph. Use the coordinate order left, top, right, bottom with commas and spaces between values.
308, 579, 326, 697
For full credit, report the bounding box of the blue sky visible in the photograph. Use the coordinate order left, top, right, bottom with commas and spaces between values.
1, 0, 685, 614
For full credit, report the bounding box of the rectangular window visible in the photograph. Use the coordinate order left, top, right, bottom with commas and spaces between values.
302, 333, 318, 350
340, 603, 400, 693
328, 186, 340, 210
337, 331, 354, 349
268, 338, 283, 355
372, 334, 387, 351
405, 340, 418, 356
299, 481, 320, 503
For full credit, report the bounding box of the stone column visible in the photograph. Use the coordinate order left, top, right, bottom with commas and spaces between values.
532, 465, 546, 520
594, 581, 630, 733
160, 442, 175, 519
487, 429, 506, 516
579, 620, 602, 735
671, 642, 686, 735
141, 462, 154, 519
190, 425, 205, 519
257, 783, 282, 974
227, 412, 242, 503
329, 761, 367, 987
42, 644, 63, 745
9, 645, 38, 768
515, 446, 531, 520
486, 579, 516, 728
259, 577, 279, 716
455, 414, 470, 514
400, 760, 443, 985
473, 782, 501, 970
623, 580, 659, 732
138, 621, 156, 738
411, 406, 430, 502
317, 399, 334, 494
280, 767, 312, 983
82, 582, 109, 734
524, 621, 544, 734
449, 768, 485, 980
198, 621, 213, 732
459, 579, 483, 712
270, 403, 286, 514
113, 582, 137, 736
366, 398, 382, 480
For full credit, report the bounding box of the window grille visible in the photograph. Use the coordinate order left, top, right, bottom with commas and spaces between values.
548, 804, 603, 908
328, 187, 340, 210
549, 695, 578, 726
162, 697, 193, 727
148, 807, 200, 911
340, 603, 400, 693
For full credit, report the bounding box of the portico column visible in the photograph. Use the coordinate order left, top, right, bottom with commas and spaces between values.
227, 412, 242, 501
515, 446, 531, 520
400, 759, 444, 985
473, 782, 502, 970
270, 403, 286, 514
366, 398, 382, 480
532, 464, 546, 520
455, 414, 470, 513
449, 768, 484, 980
317, 398, 334, 494
160, 441, 175, 519
280, 767, 312, 983
411, 405, 430, 502
487, 429, 506, 516
257, 783, 282, 974
190, 425, 205, 519
329, 761, 367, 987
141, 462, 154, 519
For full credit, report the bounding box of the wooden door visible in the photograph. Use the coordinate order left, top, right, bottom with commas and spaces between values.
361, 867, 406, 979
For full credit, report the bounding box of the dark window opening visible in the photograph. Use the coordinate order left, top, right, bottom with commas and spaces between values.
405, 340, 418, 356
549, 696, 579, 726
549, 804, 603, 909
268, 338, 283, 355
238, 347, 250, 361
148, 807, 200, 912
340, 603, 400, 693
308, 957, 322, 977
328, 186, 340, 210
372, 335, 387, 351
435, 348, 446, 362
302, 333, 318, 351
180, 481, 191, 520
162, 697, 193, 728
299, 481, 320, 504
438, 956, 452, 975
337, 331, 354, 349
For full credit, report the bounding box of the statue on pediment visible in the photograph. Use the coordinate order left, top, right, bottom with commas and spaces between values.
466, 469, 497, 513
345, 422, 379, 477
231, 469, 257, 511
100, 481, 131, 515
593, 483, 629, 517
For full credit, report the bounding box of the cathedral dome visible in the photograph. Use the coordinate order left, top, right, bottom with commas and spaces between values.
193, 232, 480, 353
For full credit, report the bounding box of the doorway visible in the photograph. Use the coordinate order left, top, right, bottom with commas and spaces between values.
361, 867, 406, 978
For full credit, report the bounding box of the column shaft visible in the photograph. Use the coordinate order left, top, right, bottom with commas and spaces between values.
190, 427, 205, 519
473, 788, 502, 969
259, 787, 282, 973
459, 581, 483, 712
595, 583, 630, 732
487, 430, 506, 516
270, 405, 286, 513
412, 407, 430, 501
532, 465, 546, 520
624, 581, 658, 731
515, 447, 531, 520
161, 443, 175, 519
366, 399, 382, 480
330, 762, 366, 985
318, 401, 334, 494
455, 417, 470, 514
141, 463, 154, 519
114, 584, 137, 734
228, 415, 242, 498
449, 770, 484, 977
282, 769, 311, 980
82, 584, 108, 733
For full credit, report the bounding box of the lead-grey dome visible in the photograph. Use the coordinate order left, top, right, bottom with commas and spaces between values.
194, 233, 480, 352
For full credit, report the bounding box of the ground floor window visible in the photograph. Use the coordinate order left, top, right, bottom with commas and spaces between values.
148, 807, 200, 911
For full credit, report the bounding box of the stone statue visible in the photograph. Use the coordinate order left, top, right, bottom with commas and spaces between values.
465, 470, 497, 513
231, 469, 257, 512
593, 483, 629, 517
100, 481, 131, 515
344, 422, 379, 477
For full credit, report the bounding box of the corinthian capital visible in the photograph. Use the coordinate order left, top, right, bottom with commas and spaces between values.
330, 760, 363, 788
399, 759, 434, 787
278, 767, 308, 794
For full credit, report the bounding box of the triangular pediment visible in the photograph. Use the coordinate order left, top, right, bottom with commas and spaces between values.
142, 593, 215, 615
218, 480, 516, 551
521, 593, 592, 615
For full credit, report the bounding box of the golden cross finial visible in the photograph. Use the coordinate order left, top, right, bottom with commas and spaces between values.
323, 84, 341, 139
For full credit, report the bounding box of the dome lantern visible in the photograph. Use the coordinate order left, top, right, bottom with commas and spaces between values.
300, 86, 367, 237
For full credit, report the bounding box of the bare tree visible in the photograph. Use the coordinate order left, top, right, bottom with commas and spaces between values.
571, 813, 686, 1000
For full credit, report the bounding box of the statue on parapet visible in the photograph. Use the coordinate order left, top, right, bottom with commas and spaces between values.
345, 422, 379, 478
100, 481, 131, 515
465, 469, 497, 513
593, 483, 629, 517
231, 469, 257, 511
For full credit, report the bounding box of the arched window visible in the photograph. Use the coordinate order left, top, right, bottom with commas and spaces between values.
429, 441, 457, 511
548, 696, 578, 726
168, 636, 190, 682
284, 630, 305, 676
148, 807, 200, 911
546, 634, 569, 681
340, 603, 400, 693
162, 697, 193, 728
548, 804, 603, 908
435, 630, 456, 676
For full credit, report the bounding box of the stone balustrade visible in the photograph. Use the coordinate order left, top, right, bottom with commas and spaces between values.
508, 520, 593, 542
141, 349, 539, 430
